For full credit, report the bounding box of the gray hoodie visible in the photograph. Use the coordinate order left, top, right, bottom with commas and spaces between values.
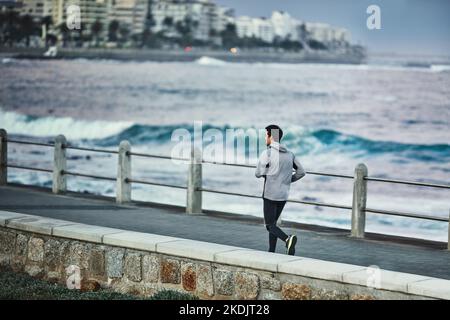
255, 142, 306, 201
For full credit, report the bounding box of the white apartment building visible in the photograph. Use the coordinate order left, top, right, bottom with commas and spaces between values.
252, 17, 273, 43
52, 0, 109, 28
210, 5, 233, 34
234, 15, 252, 38
20, 0, 53, 18
331, 27, 350, 43
270, 10, 301, 40
151, 0, 215, 41
10, 0, 352, 46
305, 22, 332, 42
305, 22, 350, 43
234, 10, 351, 46
235, 11, 302, 43
235, 16, 274, 43
109, 0, 148, 35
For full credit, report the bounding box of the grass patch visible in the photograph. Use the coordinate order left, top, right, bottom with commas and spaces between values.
0, 267, 198, 300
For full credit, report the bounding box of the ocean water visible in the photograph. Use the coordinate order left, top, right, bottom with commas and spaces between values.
0, 56, 449, 241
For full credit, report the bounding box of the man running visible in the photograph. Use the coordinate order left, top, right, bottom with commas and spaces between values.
255, 125, 306, 255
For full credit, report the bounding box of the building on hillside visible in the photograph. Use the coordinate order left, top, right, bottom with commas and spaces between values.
108, 0, 149, 36
270, 10, 301, 41
19, 0, 53, 19
51, 0, 109, 28
150, 0, 215, 42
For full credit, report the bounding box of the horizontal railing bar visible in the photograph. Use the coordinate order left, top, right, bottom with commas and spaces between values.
200, 188, 352, 210
202, 159, 254, 168
287, 199, 352, 210
365, 177, 450, 189
201, 160, 354, 179
127, 151, 187, 161
200, 187, 445, 221
365, 207, 448, 222
306, 171, 353, 179
7, 164, 53, 173
200, 187, 261, 199
126, 178, 187, 189
7, 139, 54, 147
64, 145, 118, 155
62, 170, 116, 181
5, 138, 449, 190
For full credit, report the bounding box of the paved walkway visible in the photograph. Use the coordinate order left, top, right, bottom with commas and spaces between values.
1, 184, 449, 280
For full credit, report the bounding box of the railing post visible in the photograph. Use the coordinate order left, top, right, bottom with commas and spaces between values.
447, 210, 450, 251
0, 129, 7, 185
351, 163, 368, 238
52, 135, 67, 194
186, 146, 202, 214
117, 140, 131, 204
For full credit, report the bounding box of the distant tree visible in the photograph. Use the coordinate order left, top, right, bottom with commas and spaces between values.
57, 22, 70, 47
174, 16, 195, 46
209, 28, 217, 37
163, 16, 173, 28
108, 20, 120, 42
91, 19, 103, 46
298, 23, 309, 42
145, 0, 156, 29
119, 25, 130, 45
272, 35, 282, 47
40, 15, 53, 45
0, 10, 21, 46
76, 24, 85, 47
280, 39, 303, 52
19, 14, 37, 47
141, 27, 152, 47
220, 23, 239, 48
308, 39, 327, 50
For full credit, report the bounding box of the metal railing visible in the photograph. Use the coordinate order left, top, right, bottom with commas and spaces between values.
0, 128, 449, 248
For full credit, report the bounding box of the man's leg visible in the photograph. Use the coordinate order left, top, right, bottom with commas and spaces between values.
264, 198, 289, 252
275, 201, 298, 255
275, 201, 286, 221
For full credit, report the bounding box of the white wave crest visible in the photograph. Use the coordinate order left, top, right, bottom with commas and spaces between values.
195, 56, 227, 66
1, 58, 15, 64
0, 108, 133, 140
430, 64, 450, 72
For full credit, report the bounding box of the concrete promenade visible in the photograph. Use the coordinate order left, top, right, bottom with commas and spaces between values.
1, 184, 449, 280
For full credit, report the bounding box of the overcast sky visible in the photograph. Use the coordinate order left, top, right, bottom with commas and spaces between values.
215, 0, 450, 56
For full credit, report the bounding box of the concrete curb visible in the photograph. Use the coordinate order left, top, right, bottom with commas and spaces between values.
0, 210, 449, 299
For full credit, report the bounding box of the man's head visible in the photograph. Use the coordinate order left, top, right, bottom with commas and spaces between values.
265, 124, 283, 146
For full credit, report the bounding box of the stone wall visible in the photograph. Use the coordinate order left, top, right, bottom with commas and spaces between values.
0, 211, 449, 300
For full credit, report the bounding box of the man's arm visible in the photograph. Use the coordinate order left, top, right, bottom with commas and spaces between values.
291, 155, 306, 182
255, 150, 270, 178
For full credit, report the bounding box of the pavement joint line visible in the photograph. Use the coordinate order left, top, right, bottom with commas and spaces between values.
50, 223, 79, 236
275, 257, 304, 273
339, 267, 368, 282
100, 231, 127, 243
406, 277, 434, 292
212, 249, 252, 263
154, 239, 186, 252
4, 216, 31, 226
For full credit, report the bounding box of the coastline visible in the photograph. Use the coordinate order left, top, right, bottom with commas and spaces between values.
0, 47, 367, 64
